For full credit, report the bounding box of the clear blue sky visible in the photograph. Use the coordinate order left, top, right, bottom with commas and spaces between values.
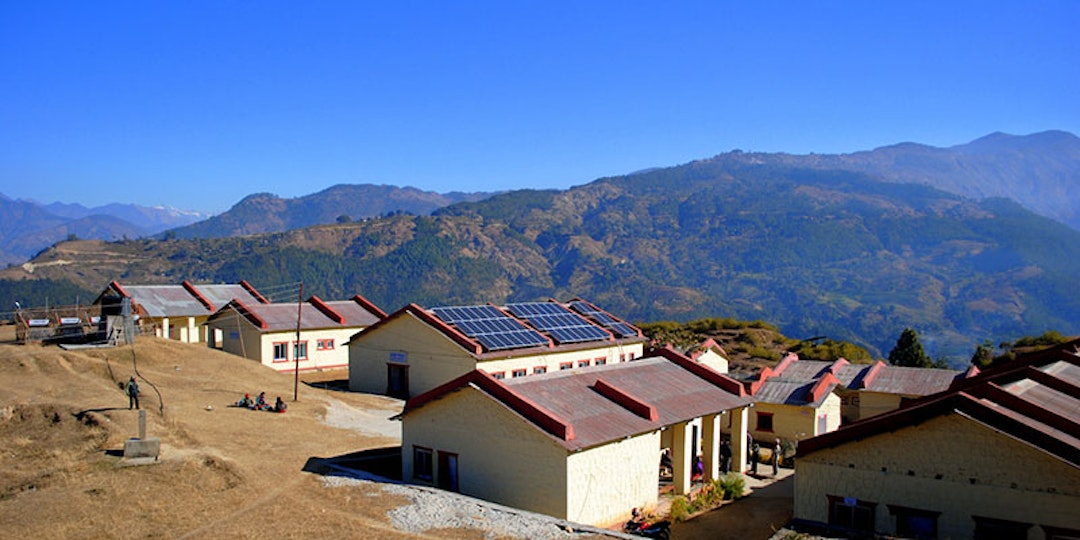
2, 1, 1077, 213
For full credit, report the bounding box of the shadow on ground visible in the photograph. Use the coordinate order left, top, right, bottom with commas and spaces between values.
671, 473, 794, 540
302, 446, 403, 482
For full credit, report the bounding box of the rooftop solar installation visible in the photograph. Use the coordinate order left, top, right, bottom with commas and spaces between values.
431, 305, 549, 351
569, 301, 640, 338
506, 302, 611, 344
431, 305, 506, 323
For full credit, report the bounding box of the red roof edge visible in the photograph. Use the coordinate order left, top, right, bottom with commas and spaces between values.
774, 352, 799, 375
652, 345, 747, 397
109, 280, 131, 298
230, 298, 268, 330
408, 304, 483, 356
593, 377, 658, 421
308, 295, 346, 324
182, 280, 216, 312
856, 361, 887, 389
405, 370, 575, 441
240, 280, 270, 304
350, 294, 388, 319
749, 367, 776, 396
691, 337, 727, 360
828, 358, 850, 373
809, 372, 841, 403
961, 365, 981, 379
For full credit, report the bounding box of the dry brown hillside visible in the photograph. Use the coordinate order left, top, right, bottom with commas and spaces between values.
0, 335, 593, 539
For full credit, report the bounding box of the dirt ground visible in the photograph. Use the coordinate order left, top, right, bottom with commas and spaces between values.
0, 336, 495, 539
671, 472, 794, 540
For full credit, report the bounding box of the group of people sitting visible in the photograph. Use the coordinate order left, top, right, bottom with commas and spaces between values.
235, 391, 287, 413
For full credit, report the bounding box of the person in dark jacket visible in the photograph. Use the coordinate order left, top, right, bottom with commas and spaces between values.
125, 376, 140, 410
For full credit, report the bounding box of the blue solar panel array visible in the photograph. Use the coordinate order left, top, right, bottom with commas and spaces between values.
506, 302, 612, 344
569, 301, 640, 338
430, 305, 549, 351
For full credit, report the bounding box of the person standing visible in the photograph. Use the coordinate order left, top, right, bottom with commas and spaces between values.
125, 376, 140, 410
751, 441, 760, 474
720, 438, 733, 474
772, 438, 782, 476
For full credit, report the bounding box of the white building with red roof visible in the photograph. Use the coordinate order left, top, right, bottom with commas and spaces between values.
94, 280, 269, 343
347, 299, 648, 399
744, 353, 976, 446
793, 341, 1080, 539
206, 294, 385, 372
399, 346, 753, 527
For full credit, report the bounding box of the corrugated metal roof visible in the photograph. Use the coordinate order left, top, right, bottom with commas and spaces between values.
800, 341, 1080, 467
114, 283, 263, 318
240, 303, 372, 332
122, 286, 209, 317
502, 357, 752, 451
832, 364, 866, 386
323, 300, 386, 328
864, 365, 960, 395
194, 284, 257, 310
777, 360, 834, 380
754, 379, 819, 406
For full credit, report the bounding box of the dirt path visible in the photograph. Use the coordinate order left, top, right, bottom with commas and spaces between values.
670, 472, 794, 540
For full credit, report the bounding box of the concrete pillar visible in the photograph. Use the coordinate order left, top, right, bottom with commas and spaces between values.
186, 317, 196, 343
702, 413, 721, 481
671, 421, 693, 494
161, 317, 170, 339
731, 406, 749, 472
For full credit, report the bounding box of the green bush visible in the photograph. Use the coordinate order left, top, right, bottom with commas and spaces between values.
718, 473, 746, 499
669, 496, 690, 523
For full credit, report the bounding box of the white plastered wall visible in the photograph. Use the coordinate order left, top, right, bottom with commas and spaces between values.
349, 313, 476, 396
795, 413, 1080, 538
402, 386, 570, 519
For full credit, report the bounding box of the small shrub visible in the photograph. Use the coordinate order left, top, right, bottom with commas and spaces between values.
669, 496, 690, 522
718, 473, 746, 499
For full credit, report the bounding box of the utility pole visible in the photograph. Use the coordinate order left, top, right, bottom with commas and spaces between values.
294, 281, 303, 402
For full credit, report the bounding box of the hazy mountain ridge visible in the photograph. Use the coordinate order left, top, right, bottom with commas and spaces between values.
0, 195, 210, 266
166, 184, 495, 239
722, 130, 1080, 230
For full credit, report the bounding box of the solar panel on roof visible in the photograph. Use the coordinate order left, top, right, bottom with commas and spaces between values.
569, 301, 639, 338
431, 305, 504, 323
506, 302, 566, 317
456, 318, 524, 335
431, 304, 549, 351
548, 326, 611, 344
506, 302, 613, 344
475, 330, 549, 351
529, 314, 587, 329
608, 323, 639, 338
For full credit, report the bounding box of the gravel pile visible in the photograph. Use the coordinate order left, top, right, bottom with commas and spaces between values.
323, 476, 626, 539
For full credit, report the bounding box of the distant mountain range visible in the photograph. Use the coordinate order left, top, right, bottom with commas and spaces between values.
757, 130, 1080, 230
166, 184, 494, 239
3, 131, 1079, 363
0, 195, 211, 266
0, 185, 494, 265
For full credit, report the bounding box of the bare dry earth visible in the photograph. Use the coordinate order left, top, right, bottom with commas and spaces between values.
0, 336, 593, 539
